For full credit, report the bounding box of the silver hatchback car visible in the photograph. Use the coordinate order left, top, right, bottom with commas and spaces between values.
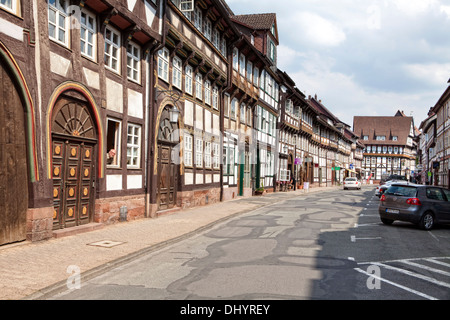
379, 184, 450, 230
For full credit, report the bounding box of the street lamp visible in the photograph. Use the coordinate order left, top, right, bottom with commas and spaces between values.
169, 106, 180, 123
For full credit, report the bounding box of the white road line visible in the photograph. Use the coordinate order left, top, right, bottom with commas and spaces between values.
354, 268, 438, 300
425, 258, 450, 268
351, 235, 382, 242
354, 223, 380, 227
428, 231, 440, 242
399, 260, 450, 277
372, 263, 450, 289
358, 256, 450, 265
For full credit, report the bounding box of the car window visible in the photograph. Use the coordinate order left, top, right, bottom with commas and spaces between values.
427, 188, 445, 201
442, 189, 450, 201
385, 185, 417, 197
346, 178, 356, 181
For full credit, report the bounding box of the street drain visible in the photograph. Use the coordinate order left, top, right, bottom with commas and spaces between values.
87, 240, 126, 248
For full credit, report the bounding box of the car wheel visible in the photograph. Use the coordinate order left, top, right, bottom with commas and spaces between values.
419, 212, 435, 230
381, 218, 394, 225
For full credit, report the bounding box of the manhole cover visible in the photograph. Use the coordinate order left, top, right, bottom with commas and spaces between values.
87, 240, 125, 248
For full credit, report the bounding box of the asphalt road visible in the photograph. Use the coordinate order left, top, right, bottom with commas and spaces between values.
49, 187, 450, 301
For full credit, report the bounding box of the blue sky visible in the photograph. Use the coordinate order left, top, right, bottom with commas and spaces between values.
226, 0, 450, 129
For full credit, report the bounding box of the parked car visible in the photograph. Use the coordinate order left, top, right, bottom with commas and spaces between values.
379, 184, 450, 230
376, 180, 409, 198
343, 177, 361, 190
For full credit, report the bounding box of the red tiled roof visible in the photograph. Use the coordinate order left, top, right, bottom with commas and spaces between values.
353, 116, 414, 146
231, 13, 276, 30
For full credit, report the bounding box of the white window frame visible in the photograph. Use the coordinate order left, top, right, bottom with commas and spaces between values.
195, 73, 203, 100
127, 41, 141, 83
158, 47, 170, 82
0, 0, 18, 14
106, 118, 122, 168
185, 65, 193, 95
240, 103, 246, 124
195, 138, 203, 167
204, 18, 212, 41
127, 123, 141, 168
204, 141, 212, 169
233, 48, 239, 71
253, 67, 259, 86
194, 6, 202, 32
213, 143, 220, 169
212, 86, 219, 110
48, 0, 69, 47
204, 80, 211, 105
231, 98, 237, 120
239, 53, 246, 77
221, 38, 227, 57
80, 10, 97, 60
184, 134, 193, 167
213, 29, 220, 49
172, 56, 182, 90
104, 26, 121, 73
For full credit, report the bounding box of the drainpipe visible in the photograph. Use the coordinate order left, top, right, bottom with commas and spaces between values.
145, 0, 167, 218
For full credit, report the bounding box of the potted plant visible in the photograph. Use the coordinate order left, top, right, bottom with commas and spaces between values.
255, 182, 265, 195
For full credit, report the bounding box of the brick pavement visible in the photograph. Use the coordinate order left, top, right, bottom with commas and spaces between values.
0, 186, 343, 300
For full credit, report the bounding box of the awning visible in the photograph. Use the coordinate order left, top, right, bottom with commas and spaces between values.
346, 168, 357, 174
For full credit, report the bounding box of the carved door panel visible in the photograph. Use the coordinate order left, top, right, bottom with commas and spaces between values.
52, 140, 94, 229
157, 145, 176, 211
0, 60, 28, 245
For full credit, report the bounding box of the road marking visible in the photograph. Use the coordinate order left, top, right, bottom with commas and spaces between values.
354, 268, 438, 300
425, 258, 450, 268
371, 262, 450, 289
354, 223, 380, 228
400, 260, 450, 277
428, 231, 440, 242
351, 235, 382, 242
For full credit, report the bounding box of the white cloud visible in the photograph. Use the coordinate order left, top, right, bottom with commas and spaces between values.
404, 63, 450, 87
289, 12, 346, 47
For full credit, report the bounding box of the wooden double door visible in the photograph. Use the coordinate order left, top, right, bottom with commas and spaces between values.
52, 139, 95, 229
0, 57, 28, 245
51, 97, 97, 229
156, 143, 177, 211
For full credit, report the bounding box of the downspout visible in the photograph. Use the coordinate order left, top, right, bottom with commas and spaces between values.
146, 0, 167, 218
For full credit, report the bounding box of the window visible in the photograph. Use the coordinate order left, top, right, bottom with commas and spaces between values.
220, 38, 227, 57
240, 103, 246, 124
239, 54, 246, 76
223, 146, 235, 175
392, 136, 398, 141
363, 135, 369, 141
246, 61, 253, 82
224, 94, 230, 118
213, 143, 220, 169
233, 48, 239, 71
204, 18, 212, 40
376, 136, 386, 141
230, 98, 237, 120
195, 73, 203, 100
127, 124, 141, 168
194, 6, 202, 32
253, 67, 259, 86
269, 40, 276, 63
213, 29, 220, 49
195, 138, 203, 167
48, 0, 69, 46
157, 48, 170, 82
204, 80, 211, 105
204, 141, 211, 168
212, 86, 219, 110
106, 118, 121, 167
185, 65, 193, 95
172, 56, 182, 89
127, 42, 140, 82
80, 10, 96, 59
184, 134, 193, 167
104, 26, 121, 73
1, 0, 17, 14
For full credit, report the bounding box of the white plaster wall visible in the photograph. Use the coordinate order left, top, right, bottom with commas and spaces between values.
184, 100, 194, 126
0, 17, 23, 41
106, 175, 123, 191
83, 67, 100, 90
127, 174, 142, 189
50, 52, 70, 77
205, 109, 211, 133
196, 173, 204, 184
195, 105, 203, 130
184, 172, 194, 185
106, 78, 123, 113
128, 89, 143, 119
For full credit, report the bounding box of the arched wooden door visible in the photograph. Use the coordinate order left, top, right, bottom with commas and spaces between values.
51, 97, 97, 229
0, 57, 28, 245
156, 107, 179, 211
